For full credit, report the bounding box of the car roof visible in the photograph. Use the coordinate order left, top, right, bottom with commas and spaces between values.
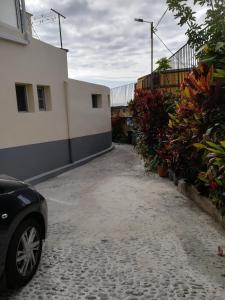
0, 175, 28, 195
0, 174, 20, 181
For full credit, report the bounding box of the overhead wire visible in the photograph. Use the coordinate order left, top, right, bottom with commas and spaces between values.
153, 31, 174, 56
32, 13, 55, 21
33, 20, 57, 26
26, 14, 40, 39
153, 31, 187, 68
153, 7, 192, 69
155, 8, 168, 30
32, 24, 40, 39
32, 12, 57, 26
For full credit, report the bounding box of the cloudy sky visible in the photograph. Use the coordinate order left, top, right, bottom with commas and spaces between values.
26, 0, 205, 88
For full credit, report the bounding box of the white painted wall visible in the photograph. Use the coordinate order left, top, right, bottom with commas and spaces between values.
0, 38, 69, 149
0, 37, 111, 150
66, 79, 111, 139
0, 0, 18, 28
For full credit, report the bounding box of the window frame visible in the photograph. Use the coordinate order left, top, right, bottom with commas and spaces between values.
37, 86, 47, 111
92, 94, 102, 109
15, 84, 28, 112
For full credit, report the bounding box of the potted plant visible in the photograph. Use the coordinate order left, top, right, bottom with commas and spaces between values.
157, 160, 168, 177
156, 140, 169, 177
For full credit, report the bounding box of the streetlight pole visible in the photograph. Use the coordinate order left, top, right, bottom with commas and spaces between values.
150, 22, 153, 76
134, 18, 154, 89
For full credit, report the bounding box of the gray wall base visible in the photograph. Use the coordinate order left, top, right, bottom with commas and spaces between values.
0, 140, 70, 180
0, 131, 112, 182
70, 131, 112, 162
26, 145, 114, 185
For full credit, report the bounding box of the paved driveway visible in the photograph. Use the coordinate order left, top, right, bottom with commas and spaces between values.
4, 144, 225, 299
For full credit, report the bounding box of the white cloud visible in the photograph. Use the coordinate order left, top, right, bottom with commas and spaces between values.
25, 0, 204, 88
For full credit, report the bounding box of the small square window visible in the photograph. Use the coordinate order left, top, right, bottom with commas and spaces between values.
16, 84, 28, 112
92, 94, 102, 108
37, 86, 46, 111
92, 95, 98, 108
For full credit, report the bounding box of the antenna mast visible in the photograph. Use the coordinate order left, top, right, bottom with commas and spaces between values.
51, 8, 66, 48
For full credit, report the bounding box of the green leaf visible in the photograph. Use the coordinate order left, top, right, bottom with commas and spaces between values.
198, 172, 208, 183
213, 69, 225, 78
201, 56, 217, 63
208, 157, 217, 165
213, 160, 224, 167
214, 74, 225, 78
215, 178, 223, 186
205, 147, 223, 154
193, 143, 206, 149
194, 113, 200, 121
168, 119, 173, 128
215, 42, 225, 51
168, 113, 177, 121
206, 141, 224, 151
215, 69, 225, 74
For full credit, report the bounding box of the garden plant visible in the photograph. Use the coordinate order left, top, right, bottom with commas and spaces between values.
132, 0, 225, 211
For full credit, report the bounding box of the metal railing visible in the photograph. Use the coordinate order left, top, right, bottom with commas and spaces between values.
110, 83, 135, 107
136, 42, 198, 91
168, 42, 197, 70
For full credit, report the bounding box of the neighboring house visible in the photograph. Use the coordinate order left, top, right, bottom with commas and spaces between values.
111, 106, 133, 141
0, 0, 112, 181
111, 106, 131, 119
136, 43, 197, 94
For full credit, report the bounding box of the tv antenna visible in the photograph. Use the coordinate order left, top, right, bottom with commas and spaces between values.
51, 8, 66, 49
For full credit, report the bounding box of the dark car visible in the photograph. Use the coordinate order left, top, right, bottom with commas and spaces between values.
0, 175, 47, 289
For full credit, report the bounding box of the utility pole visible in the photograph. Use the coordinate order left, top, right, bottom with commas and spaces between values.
134, 18, 154, 89
150, 22, 154, 89
51, 8, 66, 49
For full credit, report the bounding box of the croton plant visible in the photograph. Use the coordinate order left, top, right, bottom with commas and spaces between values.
194, 140, 225, 209
131, 41, 225, 212
129, 90, 177, 170
165, 64, 214, 181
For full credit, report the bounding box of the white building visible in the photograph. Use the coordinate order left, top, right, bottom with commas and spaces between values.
0, 0, 112, 181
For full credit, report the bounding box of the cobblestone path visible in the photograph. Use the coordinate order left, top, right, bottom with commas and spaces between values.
3, 145, 225, 300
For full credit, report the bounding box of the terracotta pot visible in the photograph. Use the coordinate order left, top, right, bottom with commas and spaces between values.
157, 165, 168, 177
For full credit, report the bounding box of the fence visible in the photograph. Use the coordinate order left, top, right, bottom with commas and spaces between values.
110, 83, 135, 107
168, 42, 197, 70
136, 42, 198, 92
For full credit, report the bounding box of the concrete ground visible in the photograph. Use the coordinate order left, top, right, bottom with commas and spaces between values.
3, 144, 225, 300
